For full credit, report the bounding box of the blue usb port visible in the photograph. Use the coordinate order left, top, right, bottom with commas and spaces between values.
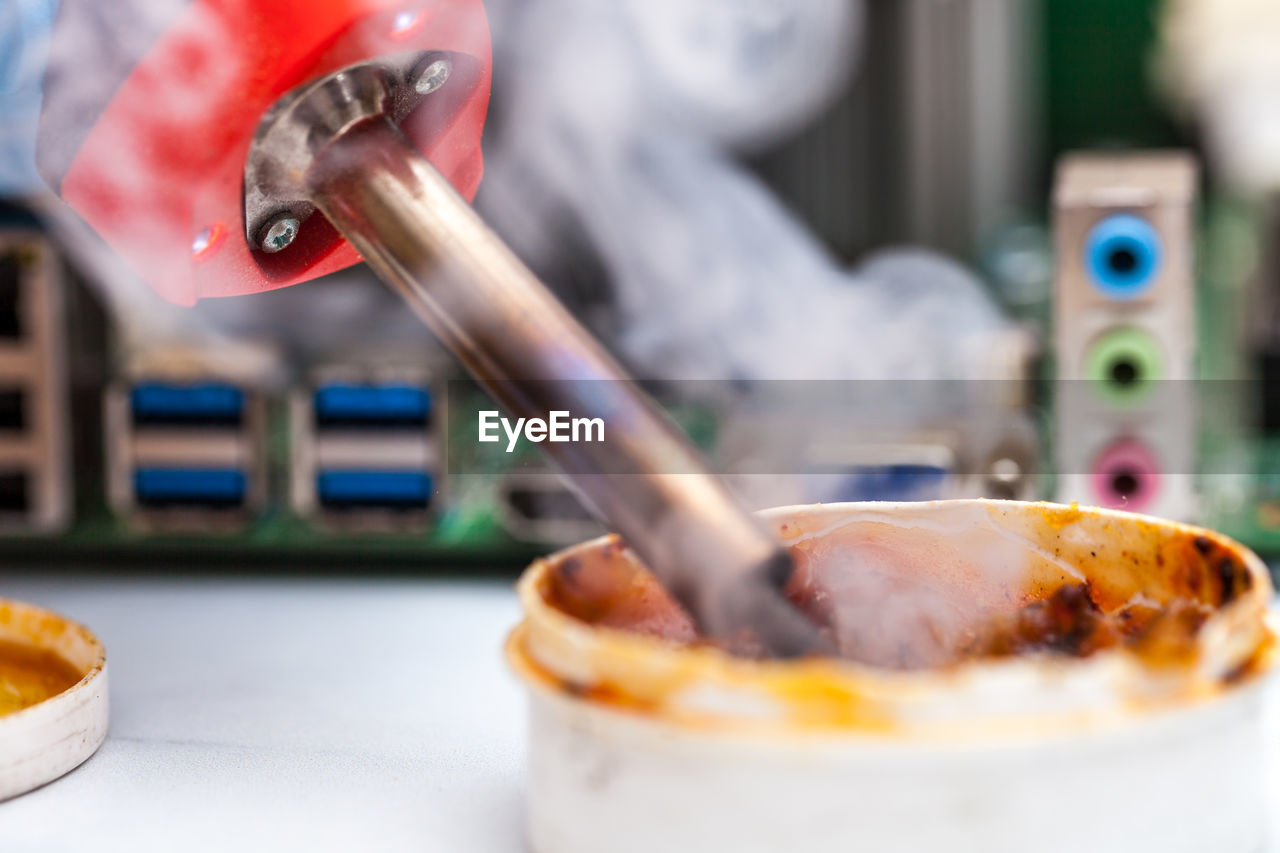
317, 470, 432, 510
131, 382, 244, 427
313, 383, 431, 428
134, 468, 247, 508
828, 465, 949, 502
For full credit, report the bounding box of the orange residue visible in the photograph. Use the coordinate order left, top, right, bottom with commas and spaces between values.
765, 675, 894, 731
1039, 501, 1084, 530
0, 640, 82, 716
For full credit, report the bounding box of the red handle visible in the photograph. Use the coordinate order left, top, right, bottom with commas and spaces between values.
48, 0, 491, 305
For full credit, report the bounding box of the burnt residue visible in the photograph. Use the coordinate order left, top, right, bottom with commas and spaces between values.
973, 584, 1119, 660
1219, 559, 1237, 605
559, 556, 582, 581
1018, 584, 1115, 656
562, 680, 590, 698
1184, 534, 1251, 608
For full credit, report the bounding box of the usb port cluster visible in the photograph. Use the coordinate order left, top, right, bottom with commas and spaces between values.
107, 377, 264, 529
292, 373, 438, 529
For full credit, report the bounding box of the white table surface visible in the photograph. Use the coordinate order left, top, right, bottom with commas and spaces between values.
3, 575, 1280, 852
0, 574, 528, 852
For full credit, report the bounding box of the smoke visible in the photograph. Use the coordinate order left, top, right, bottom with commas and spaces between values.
480, 0, 1011, 382
6, 0, 1044, 666
7, 0, 1011, 385
783, 502, 1068, 669
6, 0, 1018, 463
1158, 0, 1280, 193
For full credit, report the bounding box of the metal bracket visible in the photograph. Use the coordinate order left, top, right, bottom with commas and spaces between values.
242, 51, 457, 253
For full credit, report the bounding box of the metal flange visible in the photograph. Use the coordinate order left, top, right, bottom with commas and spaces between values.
242, 51, 457, 254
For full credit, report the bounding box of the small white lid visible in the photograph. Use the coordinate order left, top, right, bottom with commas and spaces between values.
0, 598, 108, 800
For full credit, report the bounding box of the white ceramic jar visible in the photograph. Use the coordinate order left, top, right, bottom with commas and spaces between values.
509, 500, 1278, 853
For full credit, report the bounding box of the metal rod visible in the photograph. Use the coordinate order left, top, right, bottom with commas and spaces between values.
306, 118, 819, 655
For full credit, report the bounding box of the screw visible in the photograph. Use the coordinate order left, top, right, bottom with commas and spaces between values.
989, 457, 1023, 484
413, 59, 451, 95
259, 214, 300, 254
986, 457, 1024, 500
